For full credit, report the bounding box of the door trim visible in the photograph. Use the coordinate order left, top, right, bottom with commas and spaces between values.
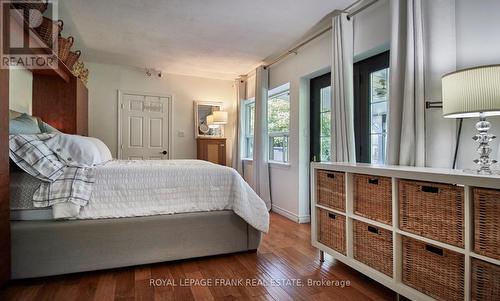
117, 90, 173, 160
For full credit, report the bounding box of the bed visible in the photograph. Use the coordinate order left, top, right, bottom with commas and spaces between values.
8, 133, 269, 279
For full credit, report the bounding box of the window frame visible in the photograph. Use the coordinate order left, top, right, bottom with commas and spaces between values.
267, 86, 290, 163
241, 98, 255, 160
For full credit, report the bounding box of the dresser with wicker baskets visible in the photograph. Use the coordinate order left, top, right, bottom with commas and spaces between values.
311, 163, 500, 301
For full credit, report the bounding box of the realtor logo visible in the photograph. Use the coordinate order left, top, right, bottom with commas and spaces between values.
1, 0, 59, 70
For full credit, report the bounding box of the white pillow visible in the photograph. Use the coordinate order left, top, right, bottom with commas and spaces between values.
90, 137, 113, 163
45, 134, 112, 167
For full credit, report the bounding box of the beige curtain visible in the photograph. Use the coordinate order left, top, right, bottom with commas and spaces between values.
232, 78, 246, 174
386, 0, 426, 166
252, 65, 271, 210
331, 12, 356, 163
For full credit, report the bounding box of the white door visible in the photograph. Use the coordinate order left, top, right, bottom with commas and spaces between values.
119, 93, 171, 160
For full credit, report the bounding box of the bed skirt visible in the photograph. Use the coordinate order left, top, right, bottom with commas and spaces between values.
10, 210, 261, 279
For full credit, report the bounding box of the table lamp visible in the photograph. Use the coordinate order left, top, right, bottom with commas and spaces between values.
442, 65, 500, 174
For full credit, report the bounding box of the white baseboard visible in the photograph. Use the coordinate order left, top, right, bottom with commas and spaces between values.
271, 205, 310, 224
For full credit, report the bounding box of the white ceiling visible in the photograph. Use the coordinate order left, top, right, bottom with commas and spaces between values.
59, 0, 355, 80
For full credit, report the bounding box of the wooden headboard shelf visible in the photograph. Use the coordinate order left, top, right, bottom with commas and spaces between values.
9, 7, 74, 82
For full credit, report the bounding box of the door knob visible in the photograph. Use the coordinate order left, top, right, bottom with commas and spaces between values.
162, 151, 167, 155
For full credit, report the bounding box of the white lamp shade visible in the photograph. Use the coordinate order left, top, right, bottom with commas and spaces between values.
213, 111, 228, 124
206, 114, 218, 128
442, 65, 500, 118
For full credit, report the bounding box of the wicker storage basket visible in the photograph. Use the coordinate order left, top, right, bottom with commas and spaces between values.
472, 258, 500, 301
12, 0, 47, 11
58, 36, 74, 62
12, 0, 48, 27
402, 236, 464, 301
353, 220, 393, 276
35, 18, 63, 47
317, 208, 346, 255
399, 180, 464, 247
473, 188, 500, 261
317, 170, 345, 211
353, 174, 392, 225
65, 50, 81, 69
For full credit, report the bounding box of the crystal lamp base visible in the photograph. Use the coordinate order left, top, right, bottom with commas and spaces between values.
469, 113, 497, 175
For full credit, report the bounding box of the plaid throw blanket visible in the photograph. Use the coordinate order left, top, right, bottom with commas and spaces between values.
9, 134, 95, 208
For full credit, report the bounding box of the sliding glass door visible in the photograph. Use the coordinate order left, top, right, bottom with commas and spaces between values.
310, 73, 331, 162
310, 52, 389, 164
353, 51, 390, 164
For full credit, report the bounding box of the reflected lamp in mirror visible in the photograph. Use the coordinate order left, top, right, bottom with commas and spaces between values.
206, 114, 219, 129
213, 111, 228, 125
442, 64, 500, 174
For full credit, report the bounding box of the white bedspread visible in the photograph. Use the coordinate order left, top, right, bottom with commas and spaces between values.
53, 160, 269, 232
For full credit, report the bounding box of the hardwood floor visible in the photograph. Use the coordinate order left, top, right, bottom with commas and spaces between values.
1, 213, 396, 300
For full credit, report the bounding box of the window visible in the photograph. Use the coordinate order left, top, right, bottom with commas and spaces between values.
242, 99, 255, 159
353, 51, 390, 164
240, 84, 290, 162
268, 85, 290, 162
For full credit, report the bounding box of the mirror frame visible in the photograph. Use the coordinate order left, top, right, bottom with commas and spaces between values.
193, 101, 224, 138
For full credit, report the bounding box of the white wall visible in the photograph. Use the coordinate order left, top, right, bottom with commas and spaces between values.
87, 62, 235, 161
423, 0, 457, 168
9, 68, 32, 114
264, 0, 391, 223
453, 0, 500, 169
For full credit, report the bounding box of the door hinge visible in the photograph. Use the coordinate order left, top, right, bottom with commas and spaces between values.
120, 103, 125, 109
120, 144, 124, 149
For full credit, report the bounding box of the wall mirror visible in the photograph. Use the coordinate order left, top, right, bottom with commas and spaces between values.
193, 101, 225, 138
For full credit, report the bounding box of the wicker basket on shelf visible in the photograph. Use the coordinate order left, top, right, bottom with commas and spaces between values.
12, 0, 48, 27
402, 236, 464, 301
472, 258, 500, 300
353, 220, 393, 277
399, 180, 464, 247
12, 0, 48, 11
473, 187, 500, 260
316, 170, 345, 212
65, 50, 81, 70
57, 36, 74, 62
317, 208, 346, 255
353, 174, 392, 225
35, 18, 63, 47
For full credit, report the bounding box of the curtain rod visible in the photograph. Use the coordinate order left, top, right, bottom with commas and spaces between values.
265, 0, 379, 68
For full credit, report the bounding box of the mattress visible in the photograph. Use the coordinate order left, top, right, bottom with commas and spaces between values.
10, 160, 269, 233
68, 160, 268, 232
